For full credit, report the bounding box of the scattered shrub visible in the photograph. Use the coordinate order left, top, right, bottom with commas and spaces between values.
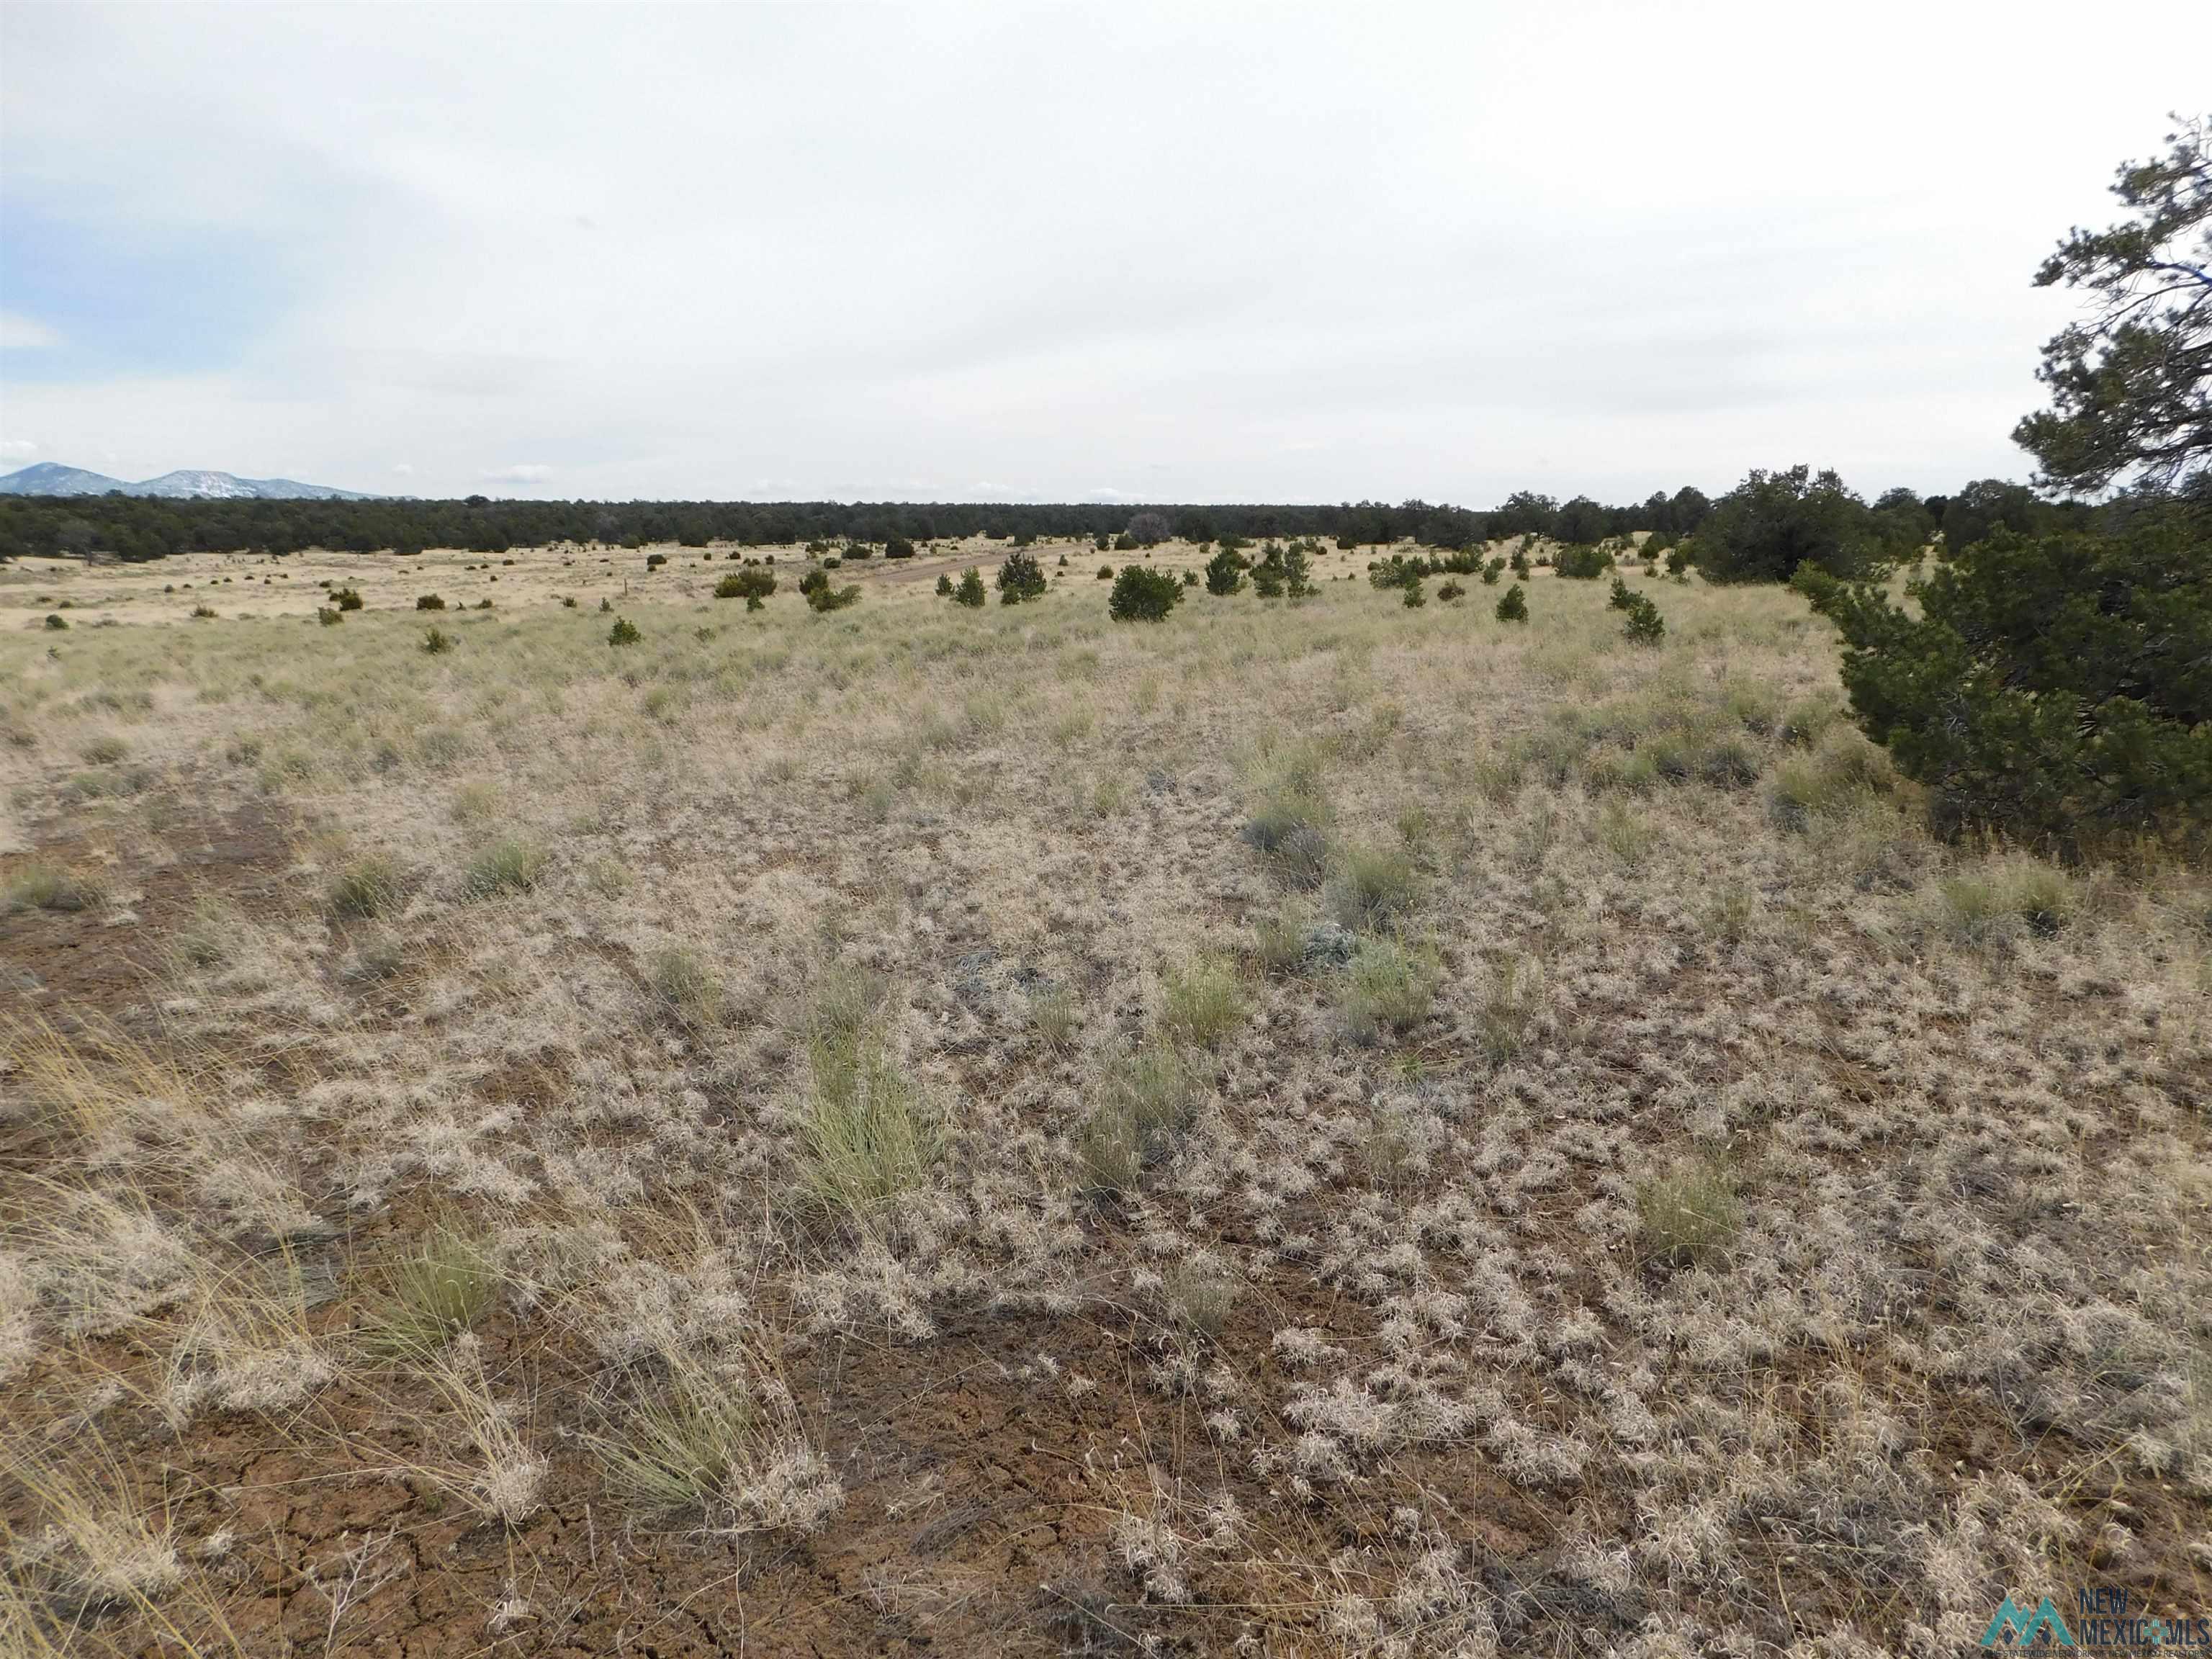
1609, 577, 1665, 642
1096, 562, 1114, 580
953, 567, 987, 608
806, 582, 860, 613
421, 626, 455, 654
415, 593, 446, 611
1496, 583, 1529, 622
1798, 515, 2212, 852
332, 586, 364, 611
1204, 547, 1248, 596
43, 613, 67, 630
190, 604, 219, 619
1437, 580, 1465, 603
1108, 565, 1182, 622
1555, 543, 1614, 580
316, 606, 343, 626
934, 572, 953, 595
716, 567, 776, 604
997, 549, 1047, 603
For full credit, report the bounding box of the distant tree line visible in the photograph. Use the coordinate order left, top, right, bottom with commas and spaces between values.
0, 479, 2062, 563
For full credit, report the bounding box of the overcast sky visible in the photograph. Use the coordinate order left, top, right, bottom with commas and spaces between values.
3, 4, 2207, 505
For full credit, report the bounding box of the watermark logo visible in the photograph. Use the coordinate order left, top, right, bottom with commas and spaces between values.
1981, 1589, 2211, 1651
1982, 1596, 2074, 1648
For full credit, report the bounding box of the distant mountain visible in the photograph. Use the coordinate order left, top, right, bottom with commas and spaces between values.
0, 463, 374, 500
0, 462, 129, 495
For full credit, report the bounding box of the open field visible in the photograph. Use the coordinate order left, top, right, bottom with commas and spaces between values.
3, 544, 2208, 1656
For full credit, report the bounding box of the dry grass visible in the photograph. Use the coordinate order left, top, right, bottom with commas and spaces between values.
4, 537, 2208, 1655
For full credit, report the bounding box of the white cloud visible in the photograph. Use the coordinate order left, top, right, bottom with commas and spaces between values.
0, 439, 36, 460
3, 5, 2208, 500
391, 461, 414, 475
0, 313, 60, 351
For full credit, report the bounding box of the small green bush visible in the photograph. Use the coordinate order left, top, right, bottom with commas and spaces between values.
421, 626, 455, 654
715, 567, 776, 603
317, 606, 343, 626
806, 582, 860, 613
1495, 584, 1529, 622
1204, 547, 1249, 596
42, 613, 67, 630
332, 586, 364, 611
996, 549, 1047, 603
1437, 580, 1465, 603
1610, 578, 1665, 643
934, 572, 953, 595
1108, 565, 1183, 622
190, 604, 219, 619
1555, 544, 1614, 580
1799, 515, 2212, 851
953, 567, 986, 608
415, 593, 446, 611
608, 616, 642, 645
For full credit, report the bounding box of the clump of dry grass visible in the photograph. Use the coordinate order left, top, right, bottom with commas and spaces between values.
461, 836, 544, 899
0, 1429, 184, 1627
1243, 739, 1333, 886
1339, 936, 1441, 1044
4, 863, 104, 914
798, 966, 940, 1218
647, 943, 726, 1029
1078, 1043, 1201, 1197
1635, 1153, 1743, 1267
1159, 953, 1246, 1048
1474, 953, 1542, 1064
361, 1224, 500, 1357
1028, 985, 1079, 1050
588, 1350, 840, 1534
1161, 1263, 1236, 1341
1328, 840, 1418, 930
325, 852, 405, 920
1937, 853, 2075, 945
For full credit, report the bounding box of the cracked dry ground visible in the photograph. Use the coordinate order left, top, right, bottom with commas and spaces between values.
2, 547, 2209, 1657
